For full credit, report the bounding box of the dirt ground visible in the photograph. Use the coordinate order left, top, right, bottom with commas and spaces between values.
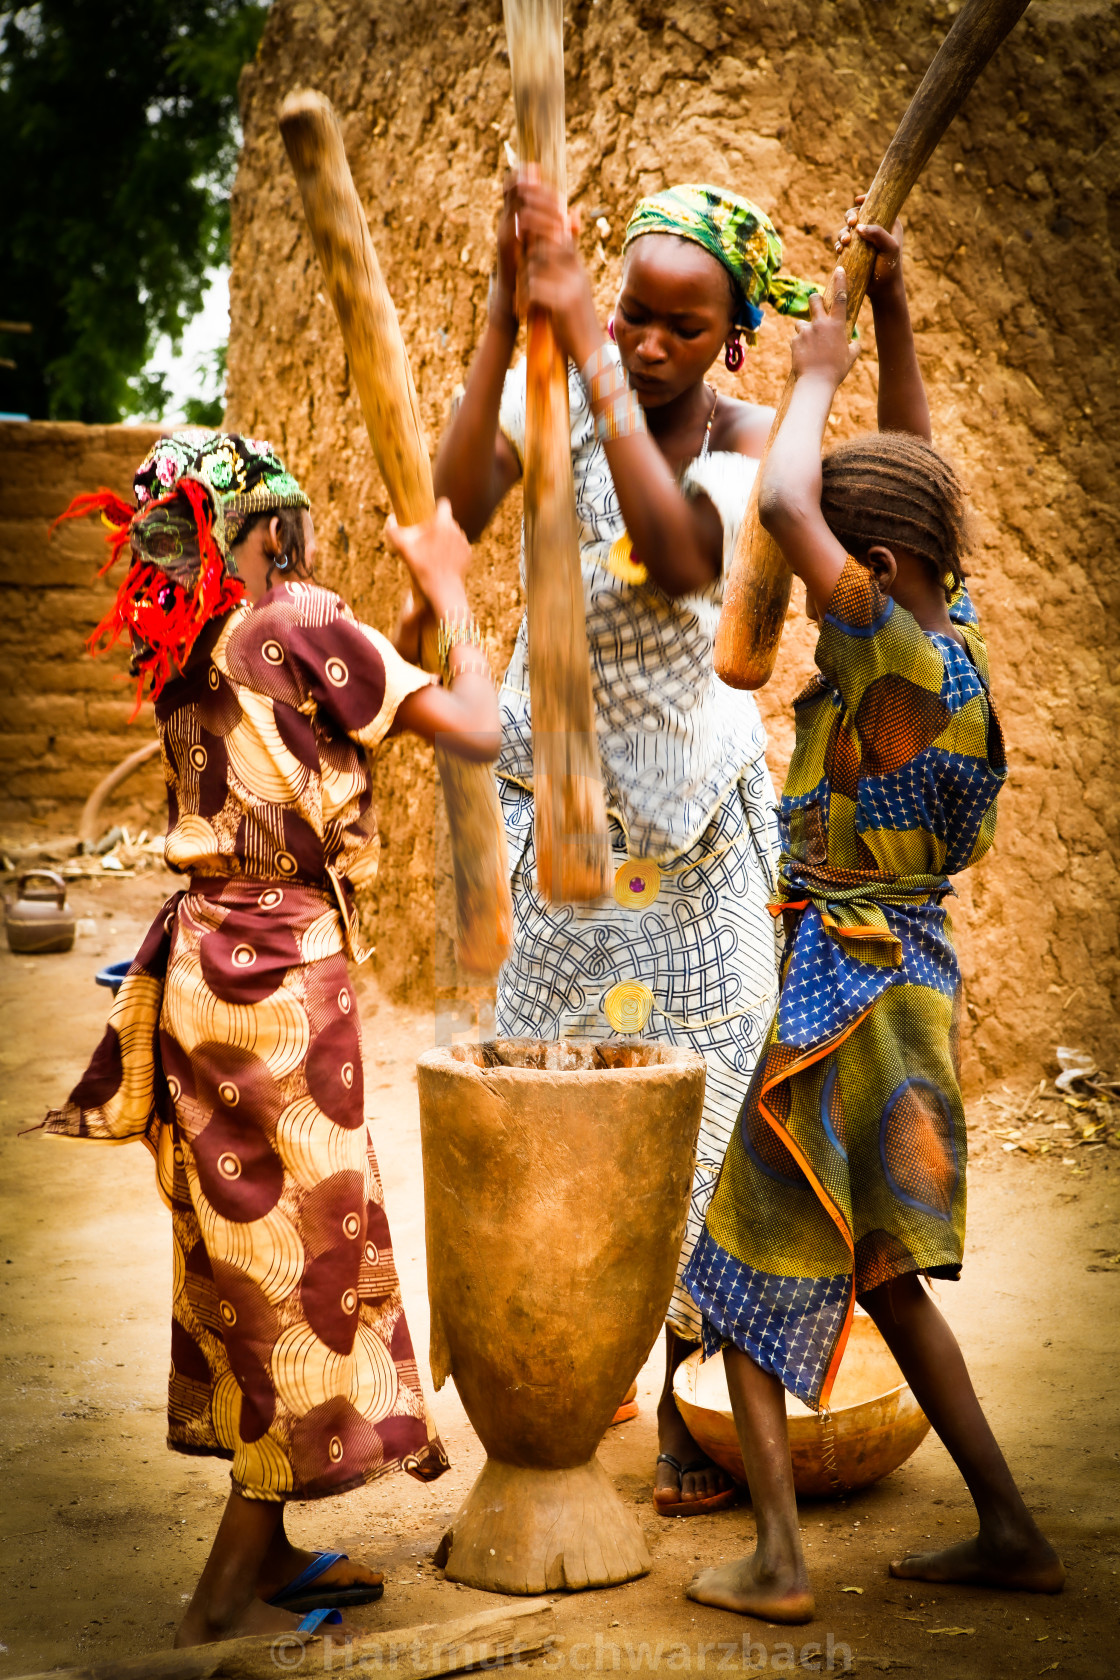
2, 867, 1118, 1680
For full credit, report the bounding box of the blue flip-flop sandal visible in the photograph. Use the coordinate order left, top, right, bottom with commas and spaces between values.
269, 1551, 385, 1613
297, 1607, 344, 1633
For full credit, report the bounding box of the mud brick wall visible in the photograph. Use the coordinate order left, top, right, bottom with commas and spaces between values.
0, 422, 165, 827
223, 0, 1119, 1082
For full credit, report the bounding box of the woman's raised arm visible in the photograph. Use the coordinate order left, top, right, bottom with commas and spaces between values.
516, 183, 726, 597
432, 178, 524, 539
385, 502, 501, 760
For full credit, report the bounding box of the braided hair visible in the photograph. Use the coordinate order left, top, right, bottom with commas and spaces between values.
819, 432, 969, 602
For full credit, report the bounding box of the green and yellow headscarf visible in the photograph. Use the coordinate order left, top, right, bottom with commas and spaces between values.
623, 183, 818, 346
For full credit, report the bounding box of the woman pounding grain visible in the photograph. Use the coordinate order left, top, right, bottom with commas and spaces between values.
40, 431, 499, 1644
435, 180, 817, 1515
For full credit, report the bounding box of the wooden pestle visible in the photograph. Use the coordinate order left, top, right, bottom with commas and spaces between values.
503, 0, 611, 904
713, 0, 1033, 691
279, 89, 513, 978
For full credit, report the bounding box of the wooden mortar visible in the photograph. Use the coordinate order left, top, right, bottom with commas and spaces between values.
418, 1038, 705, 1594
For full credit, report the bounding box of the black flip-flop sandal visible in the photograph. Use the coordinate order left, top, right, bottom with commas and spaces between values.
653, 1451, 741, 1517
267, 1550, 385, 1613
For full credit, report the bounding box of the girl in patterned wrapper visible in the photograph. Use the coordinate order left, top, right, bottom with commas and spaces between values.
39, 434, 499, 1647
435, 178, 819, 1516
683, 214, 1063, 1621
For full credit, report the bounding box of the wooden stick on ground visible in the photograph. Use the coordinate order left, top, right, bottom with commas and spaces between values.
503, 0, 611, 905
78, 738, 162, 848
279, 90, 513, 979
713, 0, 1033, 691
7, 1597, 556, 1680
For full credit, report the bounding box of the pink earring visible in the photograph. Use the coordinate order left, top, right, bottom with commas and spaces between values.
724, 331, 744, 373
607, 316, 616, 342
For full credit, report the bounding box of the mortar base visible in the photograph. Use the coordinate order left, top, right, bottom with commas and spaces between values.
441, 1454, 651, 1594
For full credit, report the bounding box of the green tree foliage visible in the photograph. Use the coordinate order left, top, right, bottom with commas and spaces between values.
182, 342, 227, 426
0, 0, 268, 421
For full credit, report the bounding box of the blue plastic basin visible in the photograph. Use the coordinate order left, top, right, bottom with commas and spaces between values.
95, 959, 134, 995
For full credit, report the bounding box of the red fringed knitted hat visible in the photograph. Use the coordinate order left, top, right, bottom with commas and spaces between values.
51, 431, 310, 717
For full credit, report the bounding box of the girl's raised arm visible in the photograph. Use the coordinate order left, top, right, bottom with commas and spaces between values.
757, 271, 860, 610
837, 201, 931, 443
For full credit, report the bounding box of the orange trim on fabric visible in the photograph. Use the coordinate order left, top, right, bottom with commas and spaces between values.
757, 1000, 876, 1123
827, 922, 898, 944
755, 1003, 879, 1411
769, 897, 809, 919
820, 1292, 855, 1410
757, 1072, 856, 1262
768, 898, 899, 943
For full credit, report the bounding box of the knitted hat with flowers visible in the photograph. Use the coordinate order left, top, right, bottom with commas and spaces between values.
52, 431, 310, 715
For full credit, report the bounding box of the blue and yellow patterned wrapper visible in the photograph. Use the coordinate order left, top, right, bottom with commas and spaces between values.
684, 559, 1007, 1410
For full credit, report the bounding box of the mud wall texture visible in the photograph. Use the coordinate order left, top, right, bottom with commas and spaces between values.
225, 0, 1118, 1082
0, 423, 166, 830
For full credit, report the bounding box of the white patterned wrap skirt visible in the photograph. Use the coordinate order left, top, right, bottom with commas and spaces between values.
495, 353, 781, 1339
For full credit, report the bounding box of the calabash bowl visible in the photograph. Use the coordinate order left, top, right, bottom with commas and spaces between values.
674, 1311, 931, 1498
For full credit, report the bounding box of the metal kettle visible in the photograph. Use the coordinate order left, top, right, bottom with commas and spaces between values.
4, 870, 77, 955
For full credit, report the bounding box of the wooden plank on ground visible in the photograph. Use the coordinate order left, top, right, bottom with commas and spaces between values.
7, 1597, 556, 1680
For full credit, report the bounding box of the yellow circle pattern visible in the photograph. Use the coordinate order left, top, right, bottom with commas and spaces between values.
234, 1432, 293, 1499
163, 949, 310, 1080
156, 1123, 177, 1209
211, 1370, 243, 1451
271, 1323, 352, 1416
191, 1182, 305, 1307
612, 859, 662, 910
351, 1322, 399, 1426
603, 980, 655, 1034
274, 1096, 363, 1191
605, 531, 649, 586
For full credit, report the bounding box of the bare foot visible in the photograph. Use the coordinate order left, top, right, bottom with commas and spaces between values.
890, 1533, 1065, 1594
175, 1596, 308, 1648
656, 1390, 734, 1506
687, 1552, 815, 1624
258, 1541, 383, 1603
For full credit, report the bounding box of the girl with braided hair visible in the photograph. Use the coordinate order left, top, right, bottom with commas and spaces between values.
683, 217, 1063, 1620
39, 434, 499, 1646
